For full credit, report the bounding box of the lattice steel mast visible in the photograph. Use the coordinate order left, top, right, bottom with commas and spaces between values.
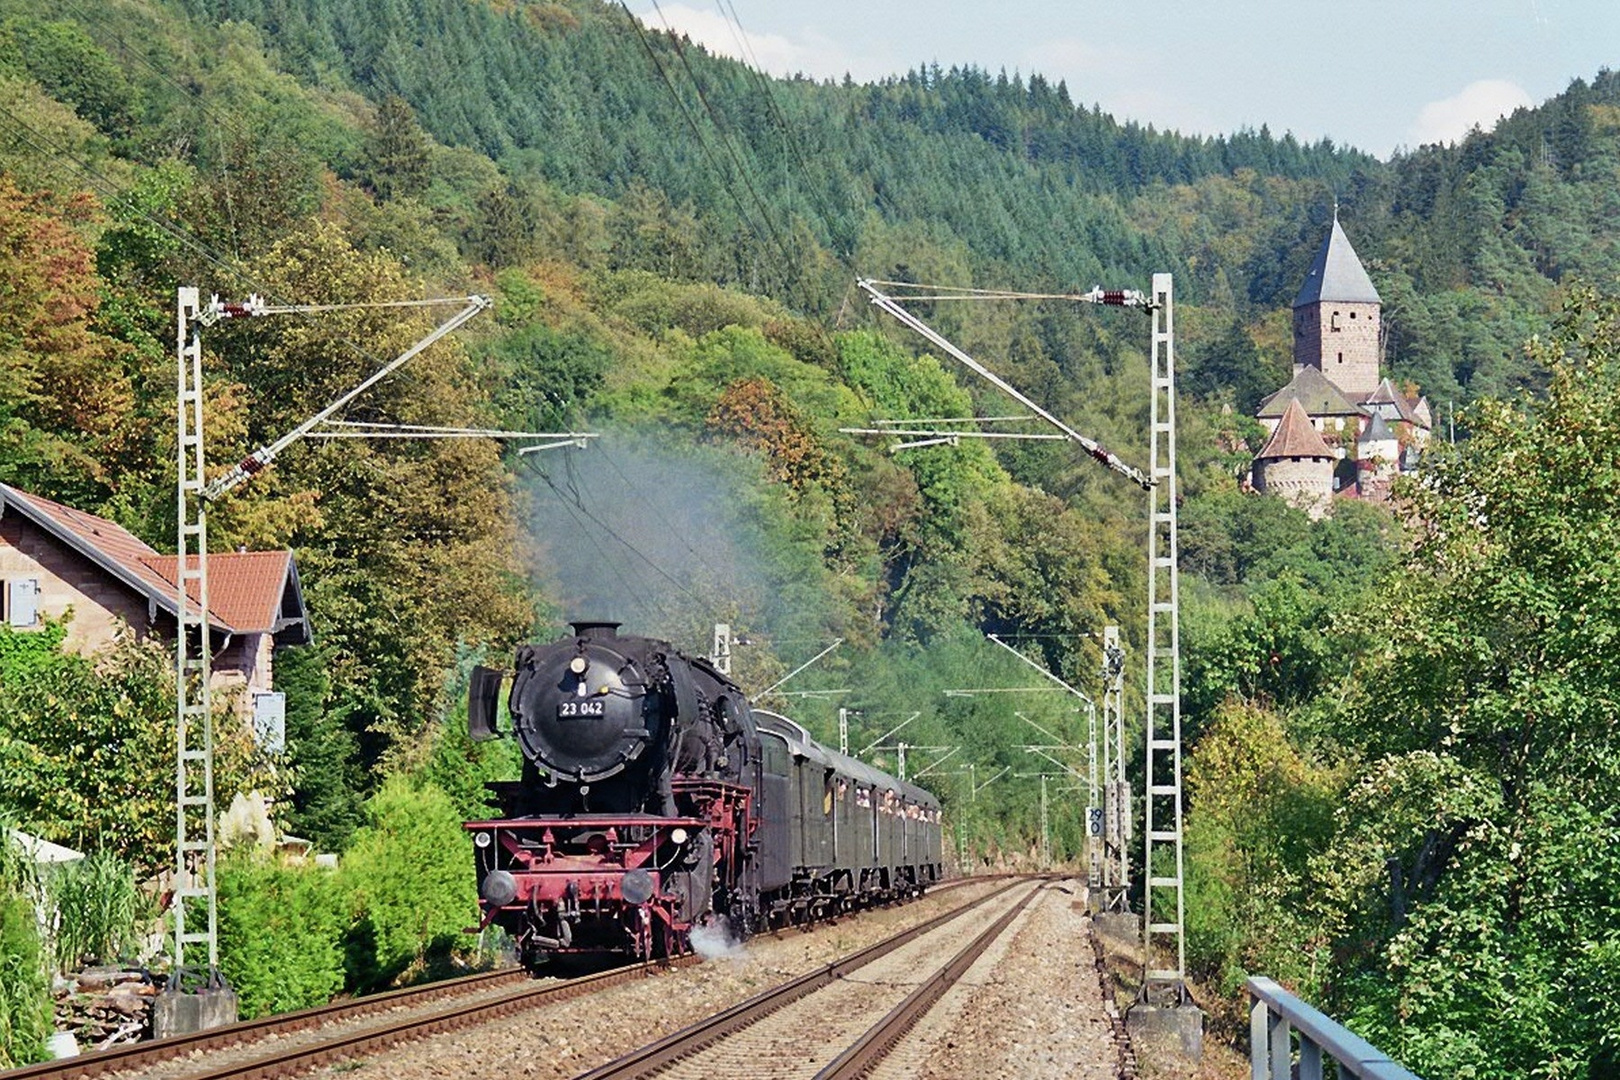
1142, 273, 1187, 1003
173, 288, 216, 979
1100, 625, 1130, 912
171, 290, 493, 980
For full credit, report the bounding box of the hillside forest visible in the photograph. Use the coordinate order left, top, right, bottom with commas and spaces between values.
1, 0, 1619, 1074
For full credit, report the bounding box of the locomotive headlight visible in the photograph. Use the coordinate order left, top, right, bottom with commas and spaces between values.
569, 656, 588, 674
474, 831, 492, 849
670, 828, 688, 846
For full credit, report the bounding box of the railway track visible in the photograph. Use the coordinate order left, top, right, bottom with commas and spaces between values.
574, 877, 1047, 1080
6, 962, 683, 1080
6, 877, 990, 1080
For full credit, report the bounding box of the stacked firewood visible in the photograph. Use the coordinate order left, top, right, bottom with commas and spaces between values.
53, 969, 158, 1050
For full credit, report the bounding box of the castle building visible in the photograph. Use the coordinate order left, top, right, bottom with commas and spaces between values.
1253, 399, 1336, 519
1293, 217, 1382, 400
1250, 215, 1432, 510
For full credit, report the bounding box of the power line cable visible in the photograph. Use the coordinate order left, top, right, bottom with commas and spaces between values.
520, 453, 709, 612
592, 440, 733, 585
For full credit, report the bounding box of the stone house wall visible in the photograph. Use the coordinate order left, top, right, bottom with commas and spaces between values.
0, 514, 268, 701
1295, 299, 1380, 399
1255, 456, 1334, 520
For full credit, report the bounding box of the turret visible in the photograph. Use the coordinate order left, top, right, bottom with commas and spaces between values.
1293, 218, 1381, 399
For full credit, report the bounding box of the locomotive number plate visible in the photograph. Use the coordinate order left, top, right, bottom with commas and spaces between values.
557, 699, 607, 718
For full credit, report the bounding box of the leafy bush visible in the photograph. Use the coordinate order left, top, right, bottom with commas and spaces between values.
0, 627, 260, 873
338, 776, 476, 991
0, 829, 48, 1068
0, 890, 50, 1068
46, 851, 142, 971
217, 855, 347, 1020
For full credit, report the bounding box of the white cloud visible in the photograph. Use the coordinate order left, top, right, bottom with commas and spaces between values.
1407, 79, 1535, 148
632, 4, 891, 83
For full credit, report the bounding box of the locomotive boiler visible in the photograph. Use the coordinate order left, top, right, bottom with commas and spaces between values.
464, 621, 943, 969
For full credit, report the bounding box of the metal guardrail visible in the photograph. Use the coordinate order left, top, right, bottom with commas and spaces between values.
1247, 977, 1424, 1080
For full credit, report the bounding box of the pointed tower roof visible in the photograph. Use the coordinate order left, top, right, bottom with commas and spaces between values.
1293, 217, 1380, 307
1256, 365, 1363, 419
1359, 412, 1396, 444
1256, 399, 1334, 460
1362, 377, 1424, 426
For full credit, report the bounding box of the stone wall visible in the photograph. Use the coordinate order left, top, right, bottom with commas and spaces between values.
1255, 456, 1334, 520
1, 514, 154, 653
0, 515, 268, 699
1294, 300, 1380, 399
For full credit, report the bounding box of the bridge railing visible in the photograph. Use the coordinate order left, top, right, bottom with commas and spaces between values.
1247, 976, 1423, 1080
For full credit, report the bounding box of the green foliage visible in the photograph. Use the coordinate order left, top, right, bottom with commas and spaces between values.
337, 775, 476, 991
275, 643, 365, 853
0, 16, 137, 137
0, 175, 140, 508
417, 658, 522, 827
0, 887, 49, 1068
217, 854, 347, 1019
363, 95, 431, 202
205, 224, 533, 772
0, 820, 48, 1068
1183, 701, 1340, 996
45, 851, 142, 971
0, 627, 259, 873
1308, 285, 1620, 1077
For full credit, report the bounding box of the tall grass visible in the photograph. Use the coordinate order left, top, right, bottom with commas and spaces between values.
0, 820, 50, 1067
47, 852, 141, 971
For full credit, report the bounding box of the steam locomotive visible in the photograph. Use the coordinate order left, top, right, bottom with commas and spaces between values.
464, 621, 944, 969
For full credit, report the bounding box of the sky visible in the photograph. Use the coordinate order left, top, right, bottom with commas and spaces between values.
627, 1, 1620, 160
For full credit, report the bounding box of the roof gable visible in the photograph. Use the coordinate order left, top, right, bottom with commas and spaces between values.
143, 552, 310, 642
1293, 218, 1381, 307
1361, 377, 1427, 427
1256, 365, 1364, 418
1257, 400, 1335, 460
0, 483, 308, 641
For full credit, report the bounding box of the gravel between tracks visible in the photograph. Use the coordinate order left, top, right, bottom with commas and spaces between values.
291, 876, 1123, 1080
874, 878, 1118, 1080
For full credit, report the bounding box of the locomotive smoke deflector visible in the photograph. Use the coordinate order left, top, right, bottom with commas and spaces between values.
468, 665, 505, 742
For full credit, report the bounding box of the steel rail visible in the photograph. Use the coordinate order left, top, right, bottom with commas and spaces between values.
68, 960, 696, 1080
575, 878, 1038, 1080
815, 881, 1045, 1078
0, 968, 529, 1080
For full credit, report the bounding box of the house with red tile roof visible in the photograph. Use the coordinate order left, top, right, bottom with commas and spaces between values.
0, 482, 309, 709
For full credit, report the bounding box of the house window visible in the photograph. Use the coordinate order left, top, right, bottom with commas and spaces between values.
1330, 311, 1342, 331
6, 578, 40, 628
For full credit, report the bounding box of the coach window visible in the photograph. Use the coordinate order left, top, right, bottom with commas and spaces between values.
762, 736, 789, 777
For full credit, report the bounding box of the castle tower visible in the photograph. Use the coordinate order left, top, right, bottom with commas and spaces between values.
1293, 216, 1381, 400
1356, 411, 1400, 499
1253, 399, 1336, 519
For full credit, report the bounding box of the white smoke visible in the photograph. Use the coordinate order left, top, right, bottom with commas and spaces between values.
688, 919, 747, 961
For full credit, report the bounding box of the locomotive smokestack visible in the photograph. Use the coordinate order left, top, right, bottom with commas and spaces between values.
570, 620, 622, 640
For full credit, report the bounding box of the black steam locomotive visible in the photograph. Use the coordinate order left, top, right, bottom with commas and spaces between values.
464, 621, 943, 969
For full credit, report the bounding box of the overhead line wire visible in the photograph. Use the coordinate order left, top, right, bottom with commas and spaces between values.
619, 3, 787, 283
521, 454, 708, 611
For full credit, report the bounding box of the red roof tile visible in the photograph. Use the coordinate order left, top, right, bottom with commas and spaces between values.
1256, 399, 1335, 460
142, 551, 297, 634
2, 483, 306, 639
